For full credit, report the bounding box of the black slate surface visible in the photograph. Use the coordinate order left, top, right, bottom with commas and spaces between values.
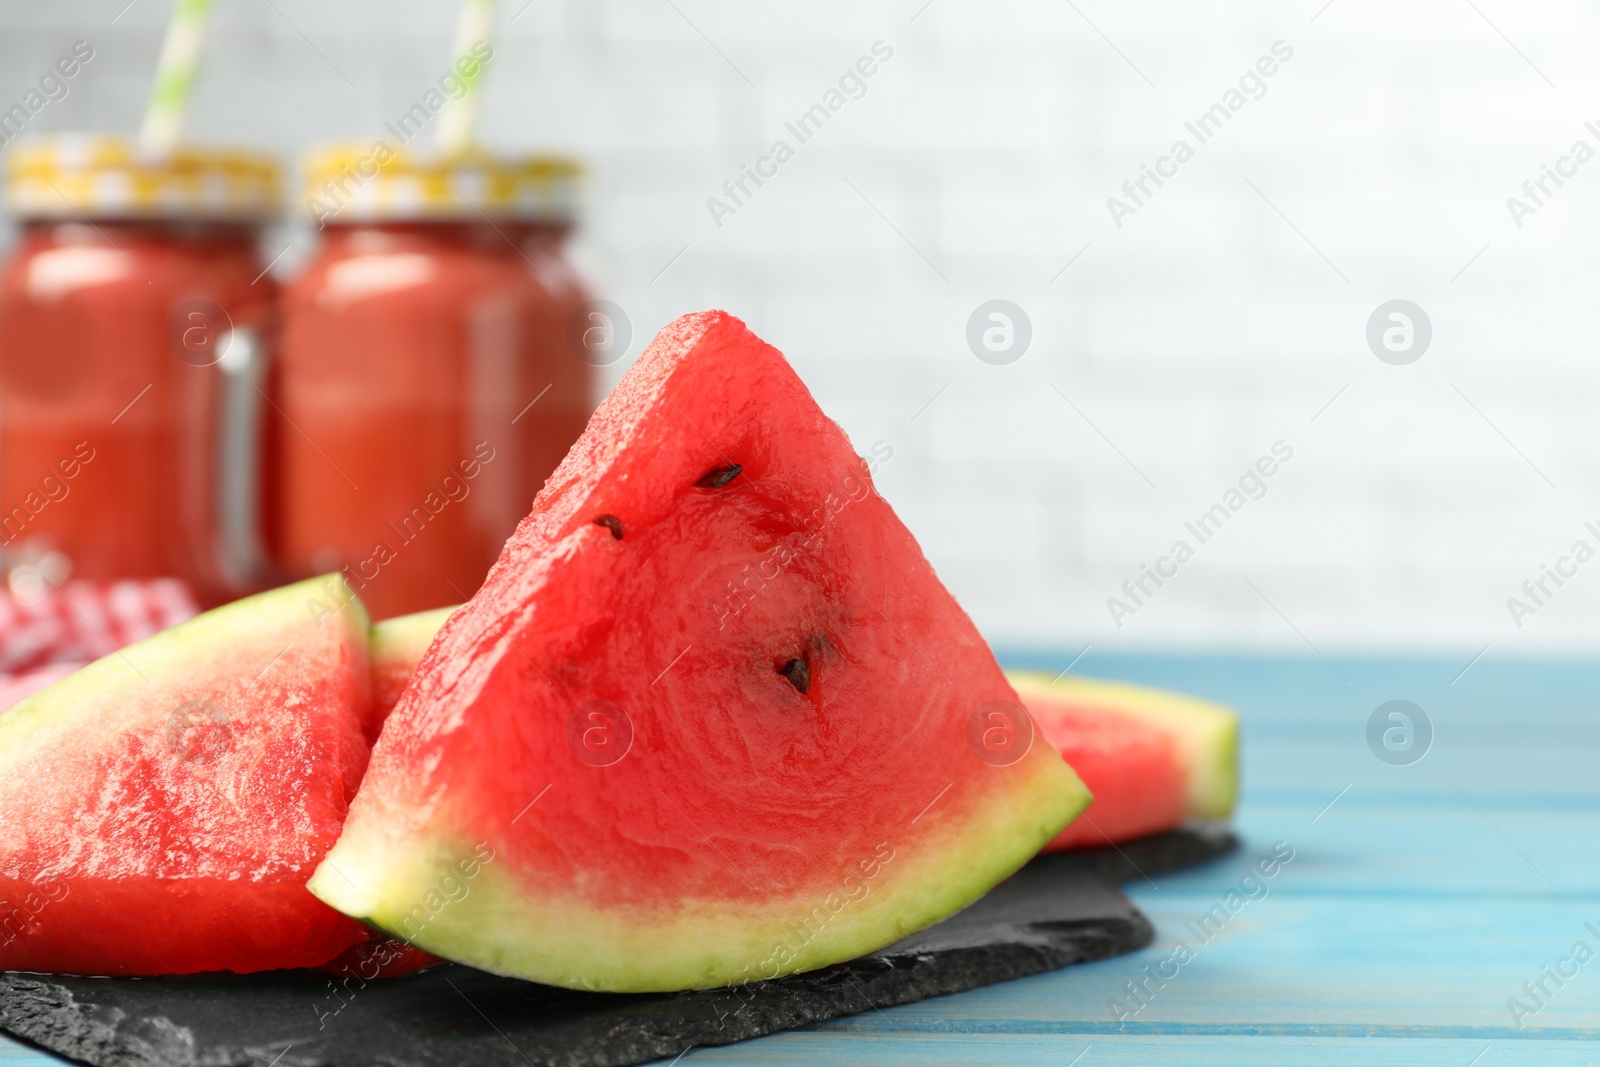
0, 825, 1236, 1067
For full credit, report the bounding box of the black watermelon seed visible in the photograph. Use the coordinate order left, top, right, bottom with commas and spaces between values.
695, 464, 742, 489
594, 514, 624, 540
779, 658, 810, 695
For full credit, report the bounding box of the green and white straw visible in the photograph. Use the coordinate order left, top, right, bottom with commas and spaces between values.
434, 0, 497, 158
138, 0, 214, 156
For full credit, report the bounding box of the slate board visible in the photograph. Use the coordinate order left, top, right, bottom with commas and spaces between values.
0, 825, 1235, 1067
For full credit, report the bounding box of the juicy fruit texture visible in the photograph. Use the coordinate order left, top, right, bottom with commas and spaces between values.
368, 606, 459, 742
311, 310, 1090, 992
0, 577, 375, 976
1008, 672, 1239, 850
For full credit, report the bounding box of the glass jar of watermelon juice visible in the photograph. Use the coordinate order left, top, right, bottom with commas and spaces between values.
275, 147, 593, 620
0, 135, 281, 604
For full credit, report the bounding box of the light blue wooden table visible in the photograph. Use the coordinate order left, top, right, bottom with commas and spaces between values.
5, 652, 1595, 1066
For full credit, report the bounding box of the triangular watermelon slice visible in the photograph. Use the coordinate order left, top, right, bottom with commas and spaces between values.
1008, 672, 1238, 850
310, 310, 1090, 992
0, 577, 374, 975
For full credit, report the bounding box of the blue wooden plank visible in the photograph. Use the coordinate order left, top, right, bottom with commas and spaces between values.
841, 895, 1600, 1033
666, 1033, 1598, 1065
797, 815, 1599, 1036
0, 1039, 53, 1066
1004, 652, 1600, 799
1165, 805, 1591, 896
994, 651, 1600, 729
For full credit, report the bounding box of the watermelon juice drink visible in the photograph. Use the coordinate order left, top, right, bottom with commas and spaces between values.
276, 147, 593, 619
0, 136, 281, 603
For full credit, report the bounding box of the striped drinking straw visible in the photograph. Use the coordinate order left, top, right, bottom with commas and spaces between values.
434, 0, 498, 158
138, 0, 214, 157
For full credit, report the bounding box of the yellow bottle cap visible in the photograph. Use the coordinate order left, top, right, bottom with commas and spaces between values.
4, 134, 281, 220
300, 141, 581, 224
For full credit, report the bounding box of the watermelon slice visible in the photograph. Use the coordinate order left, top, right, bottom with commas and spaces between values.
0, 576, 375, 976
368, 605, 459, 742
310, 310, 1090, 993
1007, 672, 1238, 850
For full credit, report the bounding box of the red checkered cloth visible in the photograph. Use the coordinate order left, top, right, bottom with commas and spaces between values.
0, 579, 199, 710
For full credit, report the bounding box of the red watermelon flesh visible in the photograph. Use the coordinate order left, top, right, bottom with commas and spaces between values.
1025, 694, 1187, 849
310, 310, 1090, 993
0, 577, 375, 976
1008, 672, 1240, 851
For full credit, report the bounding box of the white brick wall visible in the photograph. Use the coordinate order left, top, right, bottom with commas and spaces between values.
5, 0, 1600, 653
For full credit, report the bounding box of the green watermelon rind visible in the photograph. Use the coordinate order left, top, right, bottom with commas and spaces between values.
0, 575, 370, 779
308, 754, 1089, 993
1007, 671, 1239, 821
370, 605, 459, 669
